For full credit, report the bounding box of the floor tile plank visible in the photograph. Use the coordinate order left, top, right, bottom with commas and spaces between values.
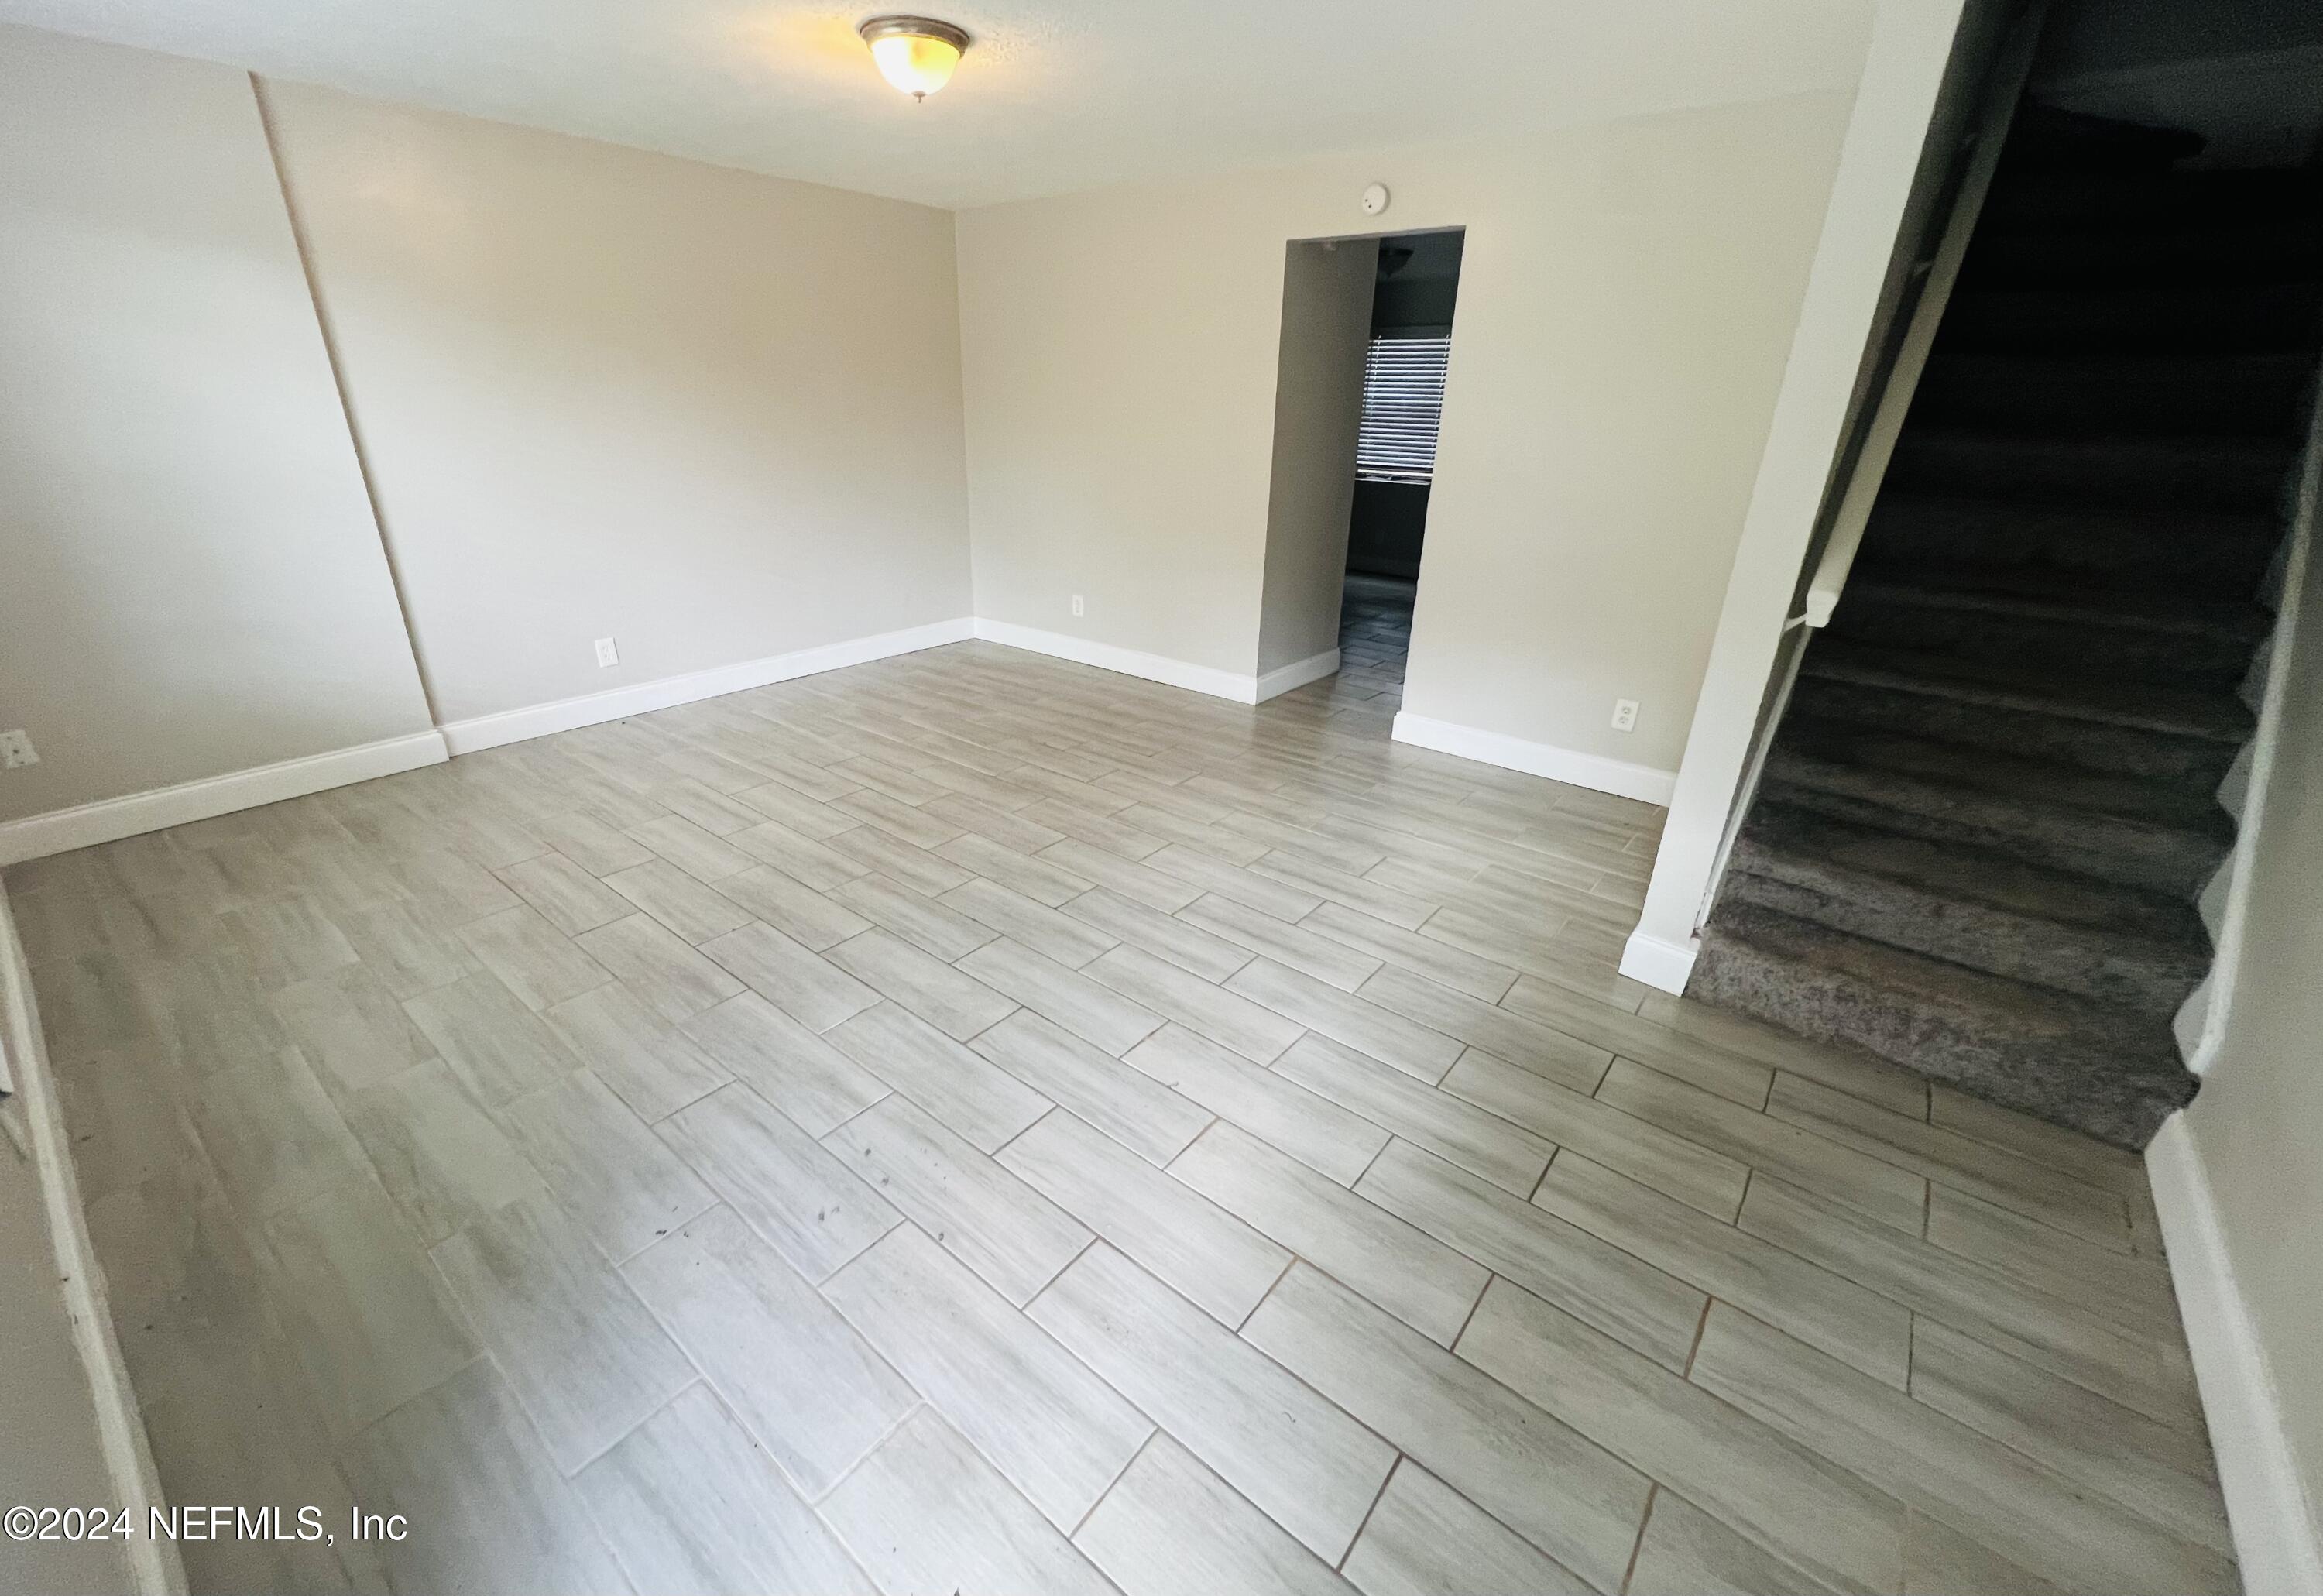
656, 1083, 900, 1282
431, 1192, 695, 1473
680, 990, 889, 1137
1460, 1276, 1904, 1594
1341, 1460, 1596, 1596
825, 1096, 1089, 1304
499, 1068, 719, 1264
1124, 1025, 1388, 1186
1031, 1244, 1390, 1563
970, 1011, 1212, 1165
1224, 959, 1463, 1083
1172, 1122, 1484, 1346
1278, 1033, 1552, 1196
1075, 1433, 1356, 1596
341, 1359, 632, 1594
1536, 1152, 1911, 1387
823, 1224, 1153, 1531
575, 1383, 877, 1596
827, 1001, 1052, 1152
818, 1409, 1115, 1596
957, 936, 1167, 1055
1690, 1305, 2234, 1596
1241, 1263, 1650, 1594
1361, 1141, 1704, 1371
1004, 1110, 1286, 1327
621, 1206, 917, 1497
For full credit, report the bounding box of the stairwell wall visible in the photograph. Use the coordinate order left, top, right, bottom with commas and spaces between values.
2151, 399, 2323, 1594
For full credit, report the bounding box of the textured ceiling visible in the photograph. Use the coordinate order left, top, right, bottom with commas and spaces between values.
0, 0, 1875, 208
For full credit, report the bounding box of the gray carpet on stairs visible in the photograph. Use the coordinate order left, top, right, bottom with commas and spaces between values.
1690, 118, 2321, 1150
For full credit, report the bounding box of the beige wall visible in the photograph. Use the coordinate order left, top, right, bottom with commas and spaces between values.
1258, 239, 1378, 678
0, 27, 435, 825
262, 82, 973, 728
2181, 520, 2323, 1551
956, 78, 1867, 765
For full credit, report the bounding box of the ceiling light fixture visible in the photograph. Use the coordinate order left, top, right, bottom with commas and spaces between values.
860, 15, 970, 101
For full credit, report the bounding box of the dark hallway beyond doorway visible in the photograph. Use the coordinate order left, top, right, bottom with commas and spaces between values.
1336, 571, 1414, 704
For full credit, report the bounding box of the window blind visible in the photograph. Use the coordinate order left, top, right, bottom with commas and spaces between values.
1354, 333, 1452, 485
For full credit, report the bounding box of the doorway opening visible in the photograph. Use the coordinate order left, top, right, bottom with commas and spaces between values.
1340, 228, 1463, 704
1254, 226, 1465, 725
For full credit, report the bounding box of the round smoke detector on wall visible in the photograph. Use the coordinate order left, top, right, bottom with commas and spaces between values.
1360, 183, 1391, 216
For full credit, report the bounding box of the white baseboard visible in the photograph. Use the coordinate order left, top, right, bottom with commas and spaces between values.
0, 730, 448, 867
1618, 928, 1700, 995
2146, 1114, 2323, 1596
440, 618, 976, 755
972, 619, 1265, 705
1254, 648, 1340, 703
1391, 711, 1678, 805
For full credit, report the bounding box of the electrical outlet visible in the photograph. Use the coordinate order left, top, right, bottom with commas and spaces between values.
594, 637, 619, 668
1611, 698, 1639, 733
1071, 595, 1085, 618
0, 729, 37, 770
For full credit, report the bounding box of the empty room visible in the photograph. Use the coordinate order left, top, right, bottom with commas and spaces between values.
2, 0, 2319, 1592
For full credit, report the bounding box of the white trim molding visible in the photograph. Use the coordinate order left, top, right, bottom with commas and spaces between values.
973, 619, 1265, 704
0, 730, 448, 867
1391, 712, 1679, 805
1254, 648, 1340, 704
2146, 1115, 2323, 1596
441, 618, 976, 754
1618, 928, 1700, 995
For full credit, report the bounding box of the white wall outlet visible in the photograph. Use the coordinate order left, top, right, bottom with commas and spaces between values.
594, 637, 619, 668
1071, 595, 1085, 618
0, 729, 37, 770
1611, 698, 1640, 733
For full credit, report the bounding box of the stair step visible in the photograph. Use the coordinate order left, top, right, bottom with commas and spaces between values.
1690, 901, 2197, 1149
1758, 754, 2229, 898
1883, 429, 2298, 514
1826, 581, 2270, 685
1854, 493, 2282, 599
1939, 281, 2323, 357
1805, 637, 2252, 738
1910, 352, 2315, 438
1958, 218, 2323, 290
1726, 802, 2209, 1012
1775, 650, 2249, 790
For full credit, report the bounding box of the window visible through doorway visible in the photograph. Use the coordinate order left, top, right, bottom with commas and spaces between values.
1353, 331, 1451, 485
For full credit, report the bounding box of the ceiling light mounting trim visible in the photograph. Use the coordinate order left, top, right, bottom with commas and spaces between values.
860, 15, 972, 101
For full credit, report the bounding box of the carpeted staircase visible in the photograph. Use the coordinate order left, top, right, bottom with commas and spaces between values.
1690, 112, 2322, 1148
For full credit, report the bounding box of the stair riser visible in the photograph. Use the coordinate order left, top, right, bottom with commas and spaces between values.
1884, 433, 2294, 514
1789, 677, 2241, 785
1719, 867, 2205, 1014
1759, 774, 2229, 898
1823, 603, 2258, 686
1688, 933, 2187, 1148
1940, 285, 2323, 358
1855, 508, 2279, 598
1911, 362, 2313, 438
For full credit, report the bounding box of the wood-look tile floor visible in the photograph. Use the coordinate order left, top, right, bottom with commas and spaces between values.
5, 642, 2234, 1595
1336, 573, 1412, 703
